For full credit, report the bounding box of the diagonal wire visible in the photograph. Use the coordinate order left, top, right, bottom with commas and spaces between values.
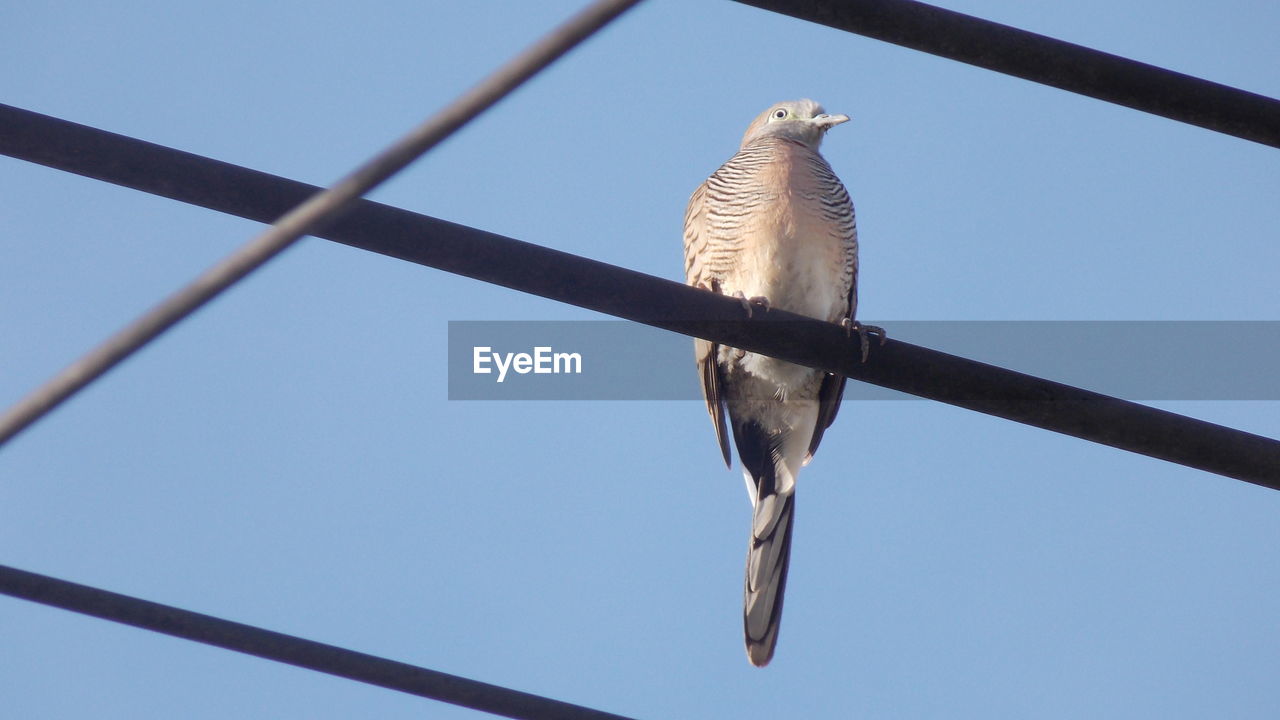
0, 564, 638, 720
733, 0, 1280, 148
0, 0, 642, 448
1, 103, 1277, 488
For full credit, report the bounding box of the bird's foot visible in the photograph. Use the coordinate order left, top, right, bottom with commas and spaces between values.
732, 291, 771, 318
841, 318, 886, 363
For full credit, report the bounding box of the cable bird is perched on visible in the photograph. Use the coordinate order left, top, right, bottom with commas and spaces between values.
683, 99, 873, 666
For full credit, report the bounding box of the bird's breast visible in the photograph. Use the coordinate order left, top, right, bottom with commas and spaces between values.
720, 189, 850, 324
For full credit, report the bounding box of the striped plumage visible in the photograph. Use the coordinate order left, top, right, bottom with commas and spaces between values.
683, 99, 858, 667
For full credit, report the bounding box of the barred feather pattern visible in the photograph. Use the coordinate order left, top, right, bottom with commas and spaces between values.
684, 137, 857, 317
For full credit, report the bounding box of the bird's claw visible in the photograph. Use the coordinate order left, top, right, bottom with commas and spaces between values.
841, 318, 886, 363
733, 293, 771, 359
733, 291, 771, 318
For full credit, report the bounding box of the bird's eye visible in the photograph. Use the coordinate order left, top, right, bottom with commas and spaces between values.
772, 108, 787, 120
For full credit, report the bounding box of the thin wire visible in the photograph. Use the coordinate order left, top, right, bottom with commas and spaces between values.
0, 0, 642, 448
733, 0, 1280, 148
0, 564, 639, 720
1, 103, 1276, 488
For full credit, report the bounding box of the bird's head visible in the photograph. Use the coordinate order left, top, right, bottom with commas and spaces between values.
740, 99, 849, 150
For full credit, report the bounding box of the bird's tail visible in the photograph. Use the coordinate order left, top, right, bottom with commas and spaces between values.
743, 471, 796, 667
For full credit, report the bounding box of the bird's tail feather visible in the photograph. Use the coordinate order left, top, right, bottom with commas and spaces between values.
744, 477, 796, 667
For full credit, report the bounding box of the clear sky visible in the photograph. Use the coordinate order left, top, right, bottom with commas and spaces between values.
2, 1, 1278, 717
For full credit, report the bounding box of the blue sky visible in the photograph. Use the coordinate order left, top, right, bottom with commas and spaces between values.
2, 1, 1279, 717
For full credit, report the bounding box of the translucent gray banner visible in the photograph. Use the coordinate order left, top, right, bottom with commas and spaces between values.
447, 321, 1280, 401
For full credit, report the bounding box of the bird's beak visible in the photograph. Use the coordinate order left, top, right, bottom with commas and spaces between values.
812, 113, 850, 131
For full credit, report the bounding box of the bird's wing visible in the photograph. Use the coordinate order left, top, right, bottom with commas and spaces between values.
684, 182, 731, 467
805, 183, 859, 466
805, 360, 847, 466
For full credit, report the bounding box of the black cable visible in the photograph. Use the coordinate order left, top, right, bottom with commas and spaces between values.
0, 0, 642, 447
733, 0, 1280, 148
0, 564, 638, 720
2, 103, 1276, 488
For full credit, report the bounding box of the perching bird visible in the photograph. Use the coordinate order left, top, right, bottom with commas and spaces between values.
683, 99, 868, 667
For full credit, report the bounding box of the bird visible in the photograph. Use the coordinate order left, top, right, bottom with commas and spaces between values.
682, 99, 870, 667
